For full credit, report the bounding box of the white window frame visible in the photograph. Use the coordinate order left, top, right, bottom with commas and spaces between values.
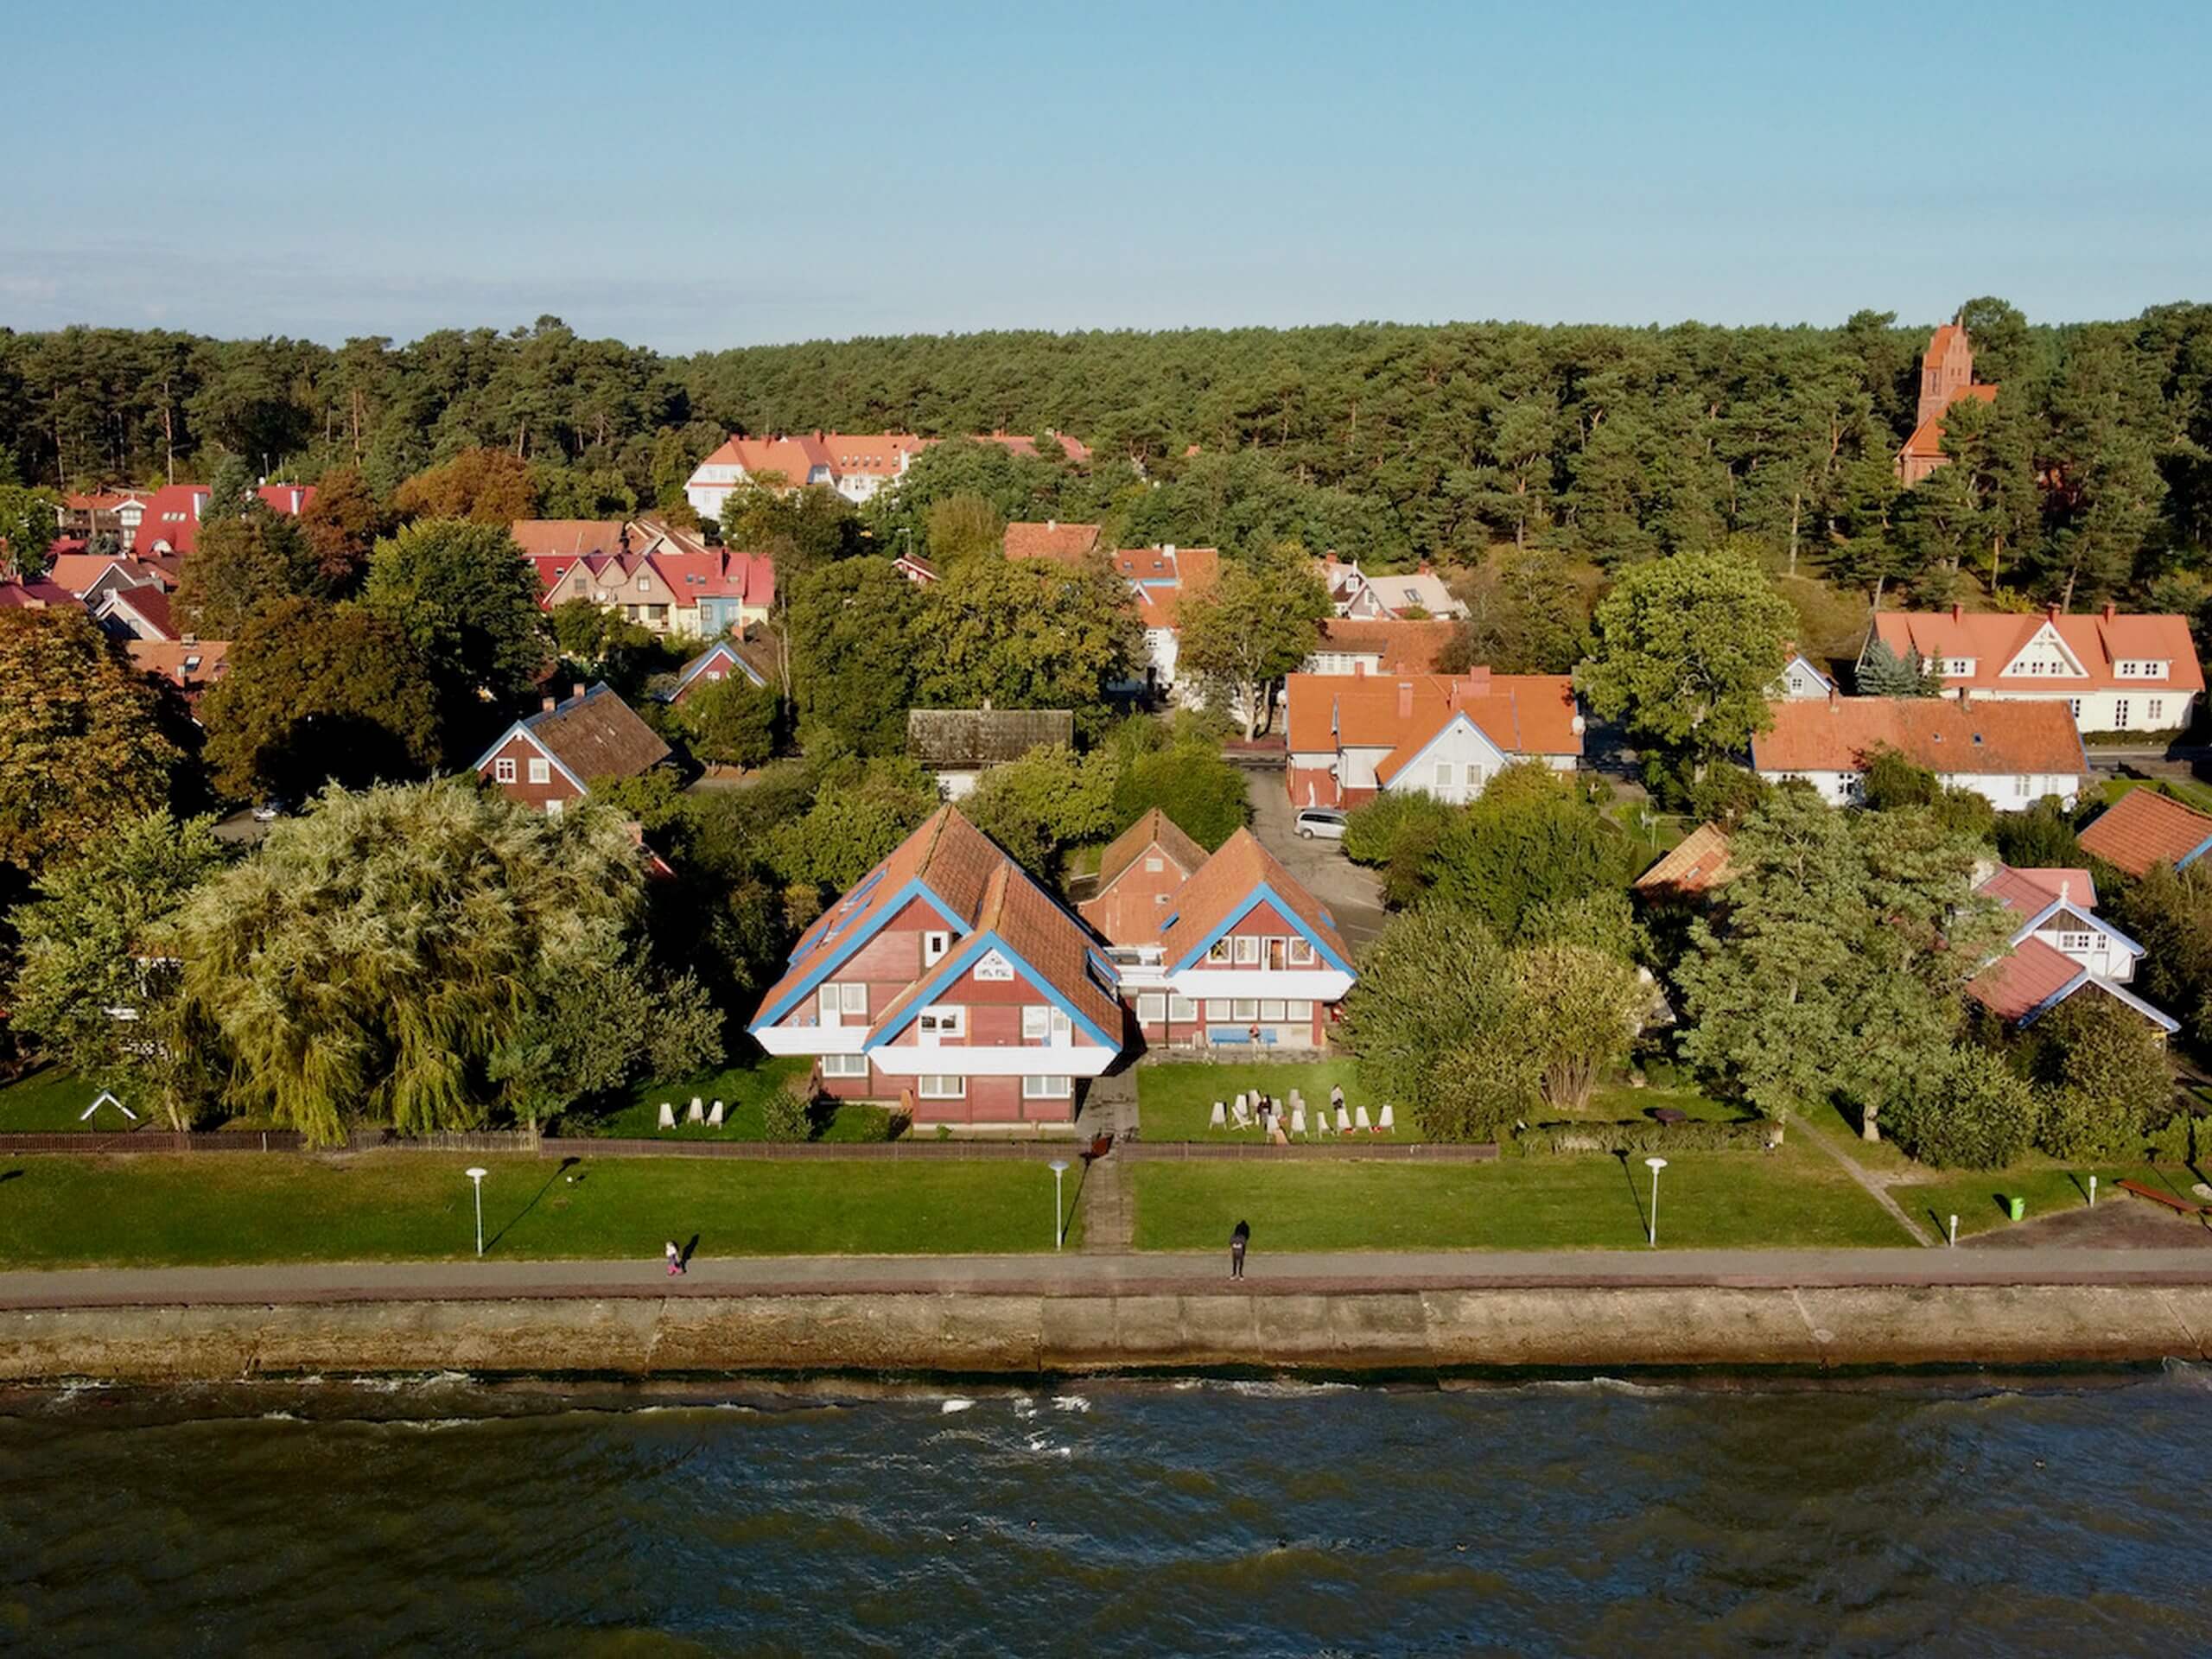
1207, 999, 1236, 1020
1287, 1001, 1313, 1021
918, 1006, 964, 1039
1231, 998, 1260, 1022
1434, 760, 1452, 789
923, 930, 950, 966
1207, 939, 1232, 964
1259, 998, 1287, 1022
493, 757, 517, 784
820, 1053, 869, 1077
1021, 1005, 1072, 1044
1232, 935, 1262, 966
1287, 938, 1315, 967
1136, 993, 1168, 1025
543, 798, 563, 819
2114, 699, 2130, 728
2149, 699, 2165, 723
1168, 994, 1198, 1022
1021, 1075, 1072, 1100
527, 757, 551, 785
917, 1074, 965, 1099
2059, 931, 2094, 953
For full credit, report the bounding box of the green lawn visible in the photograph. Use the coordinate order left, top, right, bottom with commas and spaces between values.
1894, 1161, 2199, 1240
1580, 1080, 1746, 1124
576, 1055, 901, 1143
1793, 1096, 1918, 1175
0, 1067, 115, 1132
1131, 1144, 1911, 1251
0, 1154, 1081, 1267
1136, 1058, 1397, 1141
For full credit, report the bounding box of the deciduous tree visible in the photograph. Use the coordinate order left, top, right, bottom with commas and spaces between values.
1173, 542, 1330, 738
362, 518, 550, 717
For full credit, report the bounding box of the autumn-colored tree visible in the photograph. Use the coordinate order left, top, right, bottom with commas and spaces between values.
295, 466, 388, 589
391, 447, 537, 524
175, 501, 323, 636
0, 608, 181, 876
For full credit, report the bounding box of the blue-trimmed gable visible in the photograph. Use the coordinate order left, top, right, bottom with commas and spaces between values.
1167, 880, 1357, 977
865, 929, 1118, 1050
2012, 897, 2145, 958
749, 877, 969, 1031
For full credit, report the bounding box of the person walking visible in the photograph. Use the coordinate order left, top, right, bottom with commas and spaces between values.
1229, 1220, 1250, 1281
664, 1240, 685, 1277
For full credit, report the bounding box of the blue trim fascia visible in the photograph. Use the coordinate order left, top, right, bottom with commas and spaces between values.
2178, 835, 2212, 870
2009, 897, 2145, 958
467, 722, 589, 795
1166, 880, 1357, 978
2023, 970, 2181, 1034
862, 930, 1118, 1051
750, 878, 968, 1030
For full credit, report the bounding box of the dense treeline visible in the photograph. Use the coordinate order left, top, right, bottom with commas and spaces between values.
5, 302, 2209, 609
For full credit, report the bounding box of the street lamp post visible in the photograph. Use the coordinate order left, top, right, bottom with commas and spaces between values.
1644, 1156, 1667, 1249
465, 1166, 489, 1257
1048, 1159, 1071, 1251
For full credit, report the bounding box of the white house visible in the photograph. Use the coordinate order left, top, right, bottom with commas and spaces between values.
1967, 863, 2178, 1033
1751, 695, 2092, 810
1284, 669, 1584, 809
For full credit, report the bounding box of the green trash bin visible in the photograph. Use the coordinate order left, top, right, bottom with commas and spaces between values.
2008, 1195, 2026, 1222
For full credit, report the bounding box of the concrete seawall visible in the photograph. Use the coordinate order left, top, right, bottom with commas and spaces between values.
10, 1282, 2212, 1382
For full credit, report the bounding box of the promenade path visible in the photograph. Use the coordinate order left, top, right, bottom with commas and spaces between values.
10, 1245, 2212, 1310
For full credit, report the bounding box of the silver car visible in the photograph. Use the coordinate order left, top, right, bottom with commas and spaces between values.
1294, 808, 1349, 841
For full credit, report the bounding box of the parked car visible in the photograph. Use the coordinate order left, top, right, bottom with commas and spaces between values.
1294, 808, 1348, 841
251, 798, 289, 823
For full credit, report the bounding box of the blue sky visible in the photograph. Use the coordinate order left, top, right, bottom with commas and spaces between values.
6, 1, 2206, 351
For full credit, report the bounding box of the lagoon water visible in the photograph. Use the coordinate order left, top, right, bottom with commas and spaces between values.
5, 1372, 2211, 1655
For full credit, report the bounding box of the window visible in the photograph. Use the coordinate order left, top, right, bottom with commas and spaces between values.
493, 757, 517, 784
2114, 699, 2130, 728
1434, 760, 1452, 789
1022, 1006, 1072, 1044
1208, 999, 1236, 1020
638, 574, 652, 593
2059, 931, 2094, 953
1144, 856, 1163, 873
923, 930, 950, 966
1136, 993, 1167, 1025
1232, 935, 1262, 966
1287, 1001, 1313, 1021
1022, 1075, 1073, 1100
1207, 939, 1232, 964
1169, 994, 1198, 1021
1287, 938, 1315, 967
1259, 998, 1287, 1022
544, 798, 563, 819
2013, 775, 2032, 798
821, 1053, 869, 1077
2150, 699, 2165, 724
1231, 998, 1260, 1021
2070, 699, 2082, 719
918, 1006, 965, 1039
918, 1075, 965, 1099
974, 951, 1014, 982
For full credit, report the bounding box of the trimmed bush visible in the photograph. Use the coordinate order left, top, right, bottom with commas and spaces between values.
1519, 1118, 1774, 1156
761, 1076, 817, 1142
1885, 1046, 2038, 1169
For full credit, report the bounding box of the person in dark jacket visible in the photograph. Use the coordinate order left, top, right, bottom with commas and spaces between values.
1230, 1220, 1250, 1280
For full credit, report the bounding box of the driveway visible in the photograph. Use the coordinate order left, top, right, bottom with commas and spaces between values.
1244, 772, 1387, 953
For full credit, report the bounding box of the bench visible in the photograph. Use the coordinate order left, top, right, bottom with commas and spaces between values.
2116, 1179, 2209, 1217
1650, 1107, 1689, 1127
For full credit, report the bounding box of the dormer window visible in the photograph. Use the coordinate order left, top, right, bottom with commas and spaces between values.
923, 930, 950, 966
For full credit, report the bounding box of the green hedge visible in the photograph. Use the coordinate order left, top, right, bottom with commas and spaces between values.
1518, 1118, 1775, 1156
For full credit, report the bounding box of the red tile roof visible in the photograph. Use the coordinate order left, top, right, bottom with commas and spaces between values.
1313, 617, 1458, 674
2076, 788, 2212, 877
1003, 521, 1102, 563
1112, 546, 1219, 629
509, 519, 629, 558
1158, 828, 1350, 971
1082, 808, 1211, 945
1869, 604, 2203, 697
1751, 697, 2087, 779
1967, 936, 2084, 1022
1286, 670, 1584, 761
1633, 823, 1736, 894
1978, 865, 2096, 918
115, 483, 315, 557
124, 637, 228, 695
0, 578, 74, 609
1900, 385, 1999, 460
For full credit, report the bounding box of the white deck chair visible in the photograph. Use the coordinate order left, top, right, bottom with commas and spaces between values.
1377, 1104, 1394, 1132
1234, 1091, 1249, 1118
1210, 1100, 1227, 1128
657, 1102, 676, 1130
1355, 1104, 1372, 1131
706, 1099, 725, 1127
1291, 1105, 1307, 1136
1230, 1100, 1255, 1130
686, 1096, 704, 1123
1336, 1103, 1351, 1133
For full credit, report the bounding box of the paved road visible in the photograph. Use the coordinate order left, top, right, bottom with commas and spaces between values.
10, 1246, 2212, 1310
1243, 772, 1386, 950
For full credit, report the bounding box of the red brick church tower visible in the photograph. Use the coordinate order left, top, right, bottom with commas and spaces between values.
1897, 319, 1999, 485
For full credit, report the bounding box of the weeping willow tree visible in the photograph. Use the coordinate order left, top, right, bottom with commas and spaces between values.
178, 779, 654, 1143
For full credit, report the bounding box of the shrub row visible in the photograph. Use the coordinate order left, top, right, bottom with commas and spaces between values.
1516, 1118, 1775, 1157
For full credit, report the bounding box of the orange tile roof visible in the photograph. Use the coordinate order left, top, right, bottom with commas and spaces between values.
1158, 828, 1350, 970
124, 637, 228, 692
1923, 322, 1973, 369
1632, 823, 1735, 893
509, 519, 628, 558
1094, 808, 1209, 897
1113, 546, 1219, 628
1978, 865, 2096, 918
1901, 384, 1999, 458
1313, 617, 1459, 674
1083, 809, 1211, 944
1286, 671, 1583, 760
1751, 697, 2087, 779
2077, 789, 2212, 877
1867, 605, 2202, 696
1003, 521, 1102, 563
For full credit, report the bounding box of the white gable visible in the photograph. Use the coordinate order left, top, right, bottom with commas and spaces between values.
2002, 623, 2086, 680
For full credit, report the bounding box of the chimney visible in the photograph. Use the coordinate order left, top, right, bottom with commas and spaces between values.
1463, 665, 1490, 696
1827, 685, 1840, 710
1163, 543, 1177, 558
1397, 681, 1414, 720
1417, 559, 1432, 577
1352, 659, 1366, 678
1951, 602, 1965, 623
2102, 601, 2118, 621
1046, 518, 1057, 531
571, 681, 588, 702
541, 695, 557, 714
2047, 604, 2062, 623
181, 632, 197, 646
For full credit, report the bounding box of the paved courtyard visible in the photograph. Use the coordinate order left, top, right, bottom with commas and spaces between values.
1243, 770, 1387, 950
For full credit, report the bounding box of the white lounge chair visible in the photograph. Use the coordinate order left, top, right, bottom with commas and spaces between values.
1230, 1101, 1255, 1130
1355, 1104, 1372, 1131
1336, 1104, 1351, 1133
1377, 1104, 1394, 1131
657, 1102, 676, 1130
1291, 1105, 1307, 1136
687, 1096, 704, 1123
1210, 1100, 1227, 1128
1234, 1092, 1249, 1118
706, 1099, 725, 1127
